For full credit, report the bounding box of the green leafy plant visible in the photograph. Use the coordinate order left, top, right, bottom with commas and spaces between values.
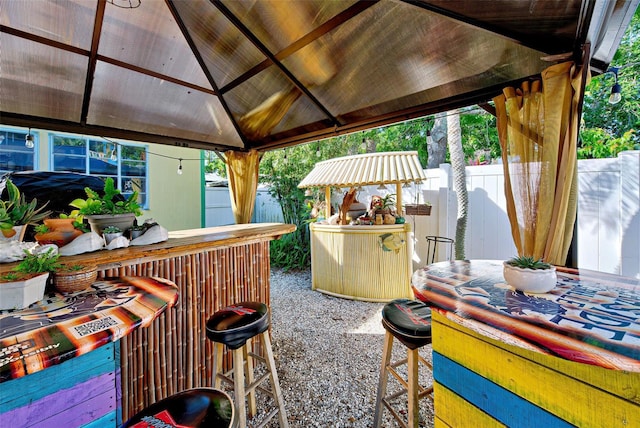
14, 248, 62, 275
505, 256, 552, 270
69, 177, 142, 216
34, 224, 50, 234
102, 226, 122, 234
0, 179, 52, 237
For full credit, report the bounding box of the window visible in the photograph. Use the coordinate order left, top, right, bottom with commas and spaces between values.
0, 129, 36, 174
51, 134, 148, 207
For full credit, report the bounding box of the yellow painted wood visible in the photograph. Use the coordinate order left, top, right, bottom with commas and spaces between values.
432, 312, 640, 427
310, 224, 414, 301
434, 383, 506, 428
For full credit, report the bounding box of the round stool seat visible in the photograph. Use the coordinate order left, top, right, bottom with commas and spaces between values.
206, 302, 269, 350
382, 299, 432, 350
121, 388, 236, 428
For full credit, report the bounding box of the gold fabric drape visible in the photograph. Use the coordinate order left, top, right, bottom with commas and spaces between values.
494, 61, 584, 265
225, 149, 260, 224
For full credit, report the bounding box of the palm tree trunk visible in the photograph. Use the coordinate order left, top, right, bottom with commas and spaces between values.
447, 111, 468, 259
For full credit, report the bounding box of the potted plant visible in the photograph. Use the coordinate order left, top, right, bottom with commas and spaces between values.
52, 263, 98, 294
102, 225, 123, 245
34, 213, 87, 247
69, 177, 142, 235
0, 179, 52, 241
129, 224, 146, 240
0, 248, 60, 310
503, 255, 557, 293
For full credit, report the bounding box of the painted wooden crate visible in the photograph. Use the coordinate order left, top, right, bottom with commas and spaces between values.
0, 342, 119, 428
432, 312, 640, 428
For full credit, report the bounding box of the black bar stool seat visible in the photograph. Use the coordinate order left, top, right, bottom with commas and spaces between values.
206, 301, 269, 349
121, 388, 236, 428
381, 299, 433, 350
374, 299, 434, 428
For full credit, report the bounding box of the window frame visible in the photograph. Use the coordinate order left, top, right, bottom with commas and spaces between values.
48, 132, 149, 209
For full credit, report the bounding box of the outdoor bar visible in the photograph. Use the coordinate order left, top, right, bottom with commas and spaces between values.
0, 223, 295, 423
299, 152, 427, 302
411, 260, 640, 427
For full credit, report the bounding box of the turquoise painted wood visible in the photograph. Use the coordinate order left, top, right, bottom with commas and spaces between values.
434, 352, 573, 428
0, 342, 120, 427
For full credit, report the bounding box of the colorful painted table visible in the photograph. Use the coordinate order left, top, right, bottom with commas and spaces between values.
0, 276, 178, 427
411, 260, 640, 428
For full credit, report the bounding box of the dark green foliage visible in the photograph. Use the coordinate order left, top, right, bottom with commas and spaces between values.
506, 256, 552, 270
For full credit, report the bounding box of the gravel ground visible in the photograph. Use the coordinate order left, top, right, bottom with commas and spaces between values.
257, 268, 435, 428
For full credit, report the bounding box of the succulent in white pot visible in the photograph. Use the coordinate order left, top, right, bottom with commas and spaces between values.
503, 256, 557, 293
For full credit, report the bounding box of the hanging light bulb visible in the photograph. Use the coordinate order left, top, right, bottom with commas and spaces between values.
283, 151, 288, 164
609, 82, 622, 104
377, 183, 387, 190
25, 128, 34, 149
361, 138, 367, 151
402, 182, 411, 188
111, 147, 118, 161
316, 147, 321, 157
177, 158, 183, 175
607, 67, 622, 105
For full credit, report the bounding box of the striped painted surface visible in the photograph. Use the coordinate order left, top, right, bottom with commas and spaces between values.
0, 342, 118, 428
432, 311, 640, 427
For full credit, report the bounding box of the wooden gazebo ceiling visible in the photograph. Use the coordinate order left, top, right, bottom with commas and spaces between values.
0, 0, 637, 153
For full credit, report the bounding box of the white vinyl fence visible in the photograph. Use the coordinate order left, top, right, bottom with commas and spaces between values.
205, 150, 640, 278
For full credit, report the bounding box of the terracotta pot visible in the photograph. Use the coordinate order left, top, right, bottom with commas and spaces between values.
35, 218, 83, 247
0, 225, 26, 242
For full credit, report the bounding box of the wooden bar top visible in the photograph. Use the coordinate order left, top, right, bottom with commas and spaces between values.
1, 223, 296, 273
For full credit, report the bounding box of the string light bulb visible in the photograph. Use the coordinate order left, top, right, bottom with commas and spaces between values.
25, 128, 34, 149
177, 158, 183, 175
316, 148, 321, 157
110, 149, 117, 161
607, 67, 622, 105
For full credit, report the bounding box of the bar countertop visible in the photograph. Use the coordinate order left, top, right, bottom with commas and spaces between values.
0, 223, 296, 273
411, 260, 640, 372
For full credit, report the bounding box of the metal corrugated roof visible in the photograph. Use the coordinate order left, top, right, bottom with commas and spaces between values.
298, 151, 426, 188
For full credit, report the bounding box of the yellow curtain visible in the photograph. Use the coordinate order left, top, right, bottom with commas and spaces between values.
494, 61, 584, 265
225, 149, 260, 224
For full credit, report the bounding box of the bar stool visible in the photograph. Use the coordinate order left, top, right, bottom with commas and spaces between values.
121, 388, 236, 427
374, 299, 434, 428
206, 301, 288, 428
426, 235, 454, 263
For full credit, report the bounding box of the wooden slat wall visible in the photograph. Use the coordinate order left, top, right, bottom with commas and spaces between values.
98, 241, 271, 420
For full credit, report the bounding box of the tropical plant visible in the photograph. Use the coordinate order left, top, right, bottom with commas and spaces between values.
0, 179, 52, 237
505, 255, 552, 270
69, 177, 142, 216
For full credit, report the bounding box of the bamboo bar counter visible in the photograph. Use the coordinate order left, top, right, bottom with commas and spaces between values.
0, 222, 295, 423
411, 260, 640, 428
310, 223, 414, 301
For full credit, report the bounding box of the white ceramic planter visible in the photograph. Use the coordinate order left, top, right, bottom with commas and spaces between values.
503, 262, 557, 293
0, 272, 49, 310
